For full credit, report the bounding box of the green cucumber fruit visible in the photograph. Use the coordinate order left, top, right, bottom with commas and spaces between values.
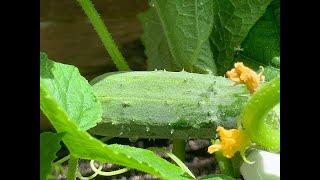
89, 71, 250, 139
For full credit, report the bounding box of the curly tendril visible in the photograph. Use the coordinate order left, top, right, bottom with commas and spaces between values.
89, 160, 130, 176
77, 163, 103, 180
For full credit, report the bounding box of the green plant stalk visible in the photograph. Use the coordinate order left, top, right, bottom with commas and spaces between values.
172, 139, 186, 161
230, 152, 242, 178
215, 151, 235, 177
240, 77, 280, 151
67, 155, 78, 180
76, 0, 130, 71
54, 155, 70, 165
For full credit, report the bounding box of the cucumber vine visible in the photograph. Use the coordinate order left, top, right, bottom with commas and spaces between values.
239, 77, 280, 152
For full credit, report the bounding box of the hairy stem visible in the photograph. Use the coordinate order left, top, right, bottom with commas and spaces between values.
215, 151, 235, 177
67, 155, 78, 180
76, 0, 130, 71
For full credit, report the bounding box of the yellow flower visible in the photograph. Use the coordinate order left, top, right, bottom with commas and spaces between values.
208, 126, 251, 162
226, 62, 264, 93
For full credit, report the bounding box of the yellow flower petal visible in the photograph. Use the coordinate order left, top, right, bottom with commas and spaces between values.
226, 62, 264, 93
208, 126, 251, 159
208, 144, 222, 154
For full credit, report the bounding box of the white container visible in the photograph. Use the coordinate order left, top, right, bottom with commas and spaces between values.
240, 150, 280, 180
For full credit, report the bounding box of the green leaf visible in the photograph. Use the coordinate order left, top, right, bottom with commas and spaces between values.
40, 52, 102, 131
198, 174, 235, 180
40, 55, 191, 179
139, 0, 214, 71
40, 84, 190, 179
236, 0, 280, 81
148, 147, 196, 179
139, 9, 177, 71
209, 0, 273, 74
193, 40, 217, 74
40, 132, 64, 180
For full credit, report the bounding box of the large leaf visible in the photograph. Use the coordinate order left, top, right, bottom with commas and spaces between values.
139, 0, 214, 71
40, 52, 102, 131
40, 79, 190, 180
139, 9, 177, 71
40, 132, 64, 180
40, 54, 190, 179
236, 0, 280, 81
209, 0, 273, 74
193, 40, 217, 74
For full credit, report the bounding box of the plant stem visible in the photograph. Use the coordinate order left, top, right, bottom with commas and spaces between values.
172, 139, 186, 161
76, 0, 131, 71
54, 155, 70, 165
67, 155, 78, 180
215, 151, 235, 177
165, 150, 195, 179
231, 152, 243, 178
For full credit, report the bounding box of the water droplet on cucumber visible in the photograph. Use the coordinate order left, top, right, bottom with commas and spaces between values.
122, 101, 130, 108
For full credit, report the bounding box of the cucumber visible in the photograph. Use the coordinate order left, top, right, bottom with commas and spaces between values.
89, 71, 250, 139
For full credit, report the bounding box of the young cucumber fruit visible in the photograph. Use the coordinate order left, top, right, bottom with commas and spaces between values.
89, 71, 250, 139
